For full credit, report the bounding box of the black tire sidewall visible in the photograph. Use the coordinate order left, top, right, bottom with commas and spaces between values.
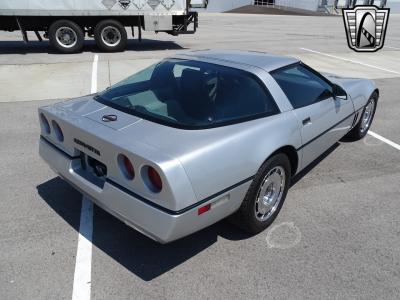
345, 93, 378, 141
357, 96, 377, 139
49, 20, 84, 54
242, 154, 291, 233
94, 20, 127, 52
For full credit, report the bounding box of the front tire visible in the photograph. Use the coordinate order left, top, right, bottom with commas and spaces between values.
49, 20, 84, 54
346, 94, 378, 140
232, 153, 291, 234
94, 20, 127, 52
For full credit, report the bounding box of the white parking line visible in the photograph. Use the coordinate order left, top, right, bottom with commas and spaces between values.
300, 48, 400, 76
368, 131, 400, 151
91, 55, 99, 94
72, 197, 93, 300
385, 46, 400, 50
72, 54, 98, 300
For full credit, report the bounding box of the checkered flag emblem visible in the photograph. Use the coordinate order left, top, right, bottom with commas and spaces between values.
360, 27, 375, 46
343, 6, 390, 52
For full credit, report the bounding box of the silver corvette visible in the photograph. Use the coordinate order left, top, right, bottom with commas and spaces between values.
39, 50, 378, 243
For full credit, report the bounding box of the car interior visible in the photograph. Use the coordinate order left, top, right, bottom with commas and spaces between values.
102, 60, 279, 126
271, 64, 334, 109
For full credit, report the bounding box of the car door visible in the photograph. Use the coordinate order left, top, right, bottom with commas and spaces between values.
271, 63, 355, 169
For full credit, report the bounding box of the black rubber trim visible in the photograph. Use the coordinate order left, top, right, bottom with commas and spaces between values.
106, 176, 255, 216
40, 136, 80, 159
296, 112, 355, 151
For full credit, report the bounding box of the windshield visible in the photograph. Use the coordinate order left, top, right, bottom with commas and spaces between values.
95, 59, 279, 129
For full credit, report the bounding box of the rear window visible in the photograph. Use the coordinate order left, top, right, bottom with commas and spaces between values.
95, 59, 279, 129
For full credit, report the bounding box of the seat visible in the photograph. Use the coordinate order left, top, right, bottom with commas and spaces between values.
150, 62, 178, 102
180, 68, 213, 120
215, 76, 267, 120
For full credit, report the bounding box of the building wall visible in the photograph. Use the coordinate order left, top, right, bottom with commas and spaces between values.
275, 0, 320, 11
382, 0, 400, 12
195, 0, 399, 12
195, 0, 252, 12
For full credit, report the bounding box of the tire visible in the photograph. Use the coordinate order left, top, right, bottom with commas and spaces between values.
49, 20, 84, 54
94, 19, 127, 52
231, 153, 291, 234
345, 93, 378, 141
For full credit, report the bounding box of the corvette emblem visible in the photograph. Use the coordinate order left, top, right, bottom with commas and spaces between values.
74, 138, 101, 156
343, 5, 390, 52
119, 0, 131, 9
102, 115, 118, 122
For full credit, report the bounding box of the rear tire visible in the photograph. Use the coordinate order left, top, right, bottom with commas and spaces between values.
346, 93, 378, 141
94, 19, 127, 52
231, 153, 291, 234
49, 20, 84, 54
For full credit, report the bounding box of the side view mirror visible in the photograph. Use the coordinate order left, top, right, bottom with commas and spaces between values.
332, 84, 348, 100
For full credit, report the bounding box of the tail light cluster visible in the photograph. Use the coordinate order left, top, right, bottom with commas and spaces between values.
40, 113, 51, 134
147, 166, 163, 192
52, 120, 64, 142
40, 113, 64, 142
118, 154, 135, 180
118, 154, 163, 193
40, 113, 163, 193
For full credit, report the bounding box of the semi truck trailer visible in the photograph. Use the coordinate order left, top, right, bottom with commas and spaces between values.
0, 0, 208, 53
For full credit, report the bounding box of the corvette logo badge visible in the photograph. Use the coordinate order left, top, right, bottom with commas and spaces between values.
102, 115, 118, 122
119, 0, 131, 9
343, 5, 390, 52
74, 138, 101, 156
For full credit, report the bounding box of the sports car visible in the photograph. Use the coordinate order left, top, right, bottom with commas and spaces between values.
38, 50, 378, 243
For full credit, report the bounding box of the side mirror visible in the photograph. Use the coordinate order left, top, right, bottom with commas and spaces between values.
332, 84, 348, 100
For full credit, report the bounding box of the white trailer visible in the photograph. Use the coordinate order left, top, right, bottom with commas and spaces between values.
0, 0, 208, 53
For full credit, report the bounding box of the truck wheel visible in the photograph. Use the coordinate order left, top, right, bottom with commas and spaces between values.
231, 153, 291, 234
345, 93, 378, 141
94, 20, 127, 52
49, 20, 84, 54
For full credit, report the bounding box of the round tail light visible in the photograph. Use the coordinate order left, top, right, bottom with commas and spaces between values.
118, 154, 135, 180
40, 114, 51, 134
147, 166, 162, 192
51, 120, 64, 142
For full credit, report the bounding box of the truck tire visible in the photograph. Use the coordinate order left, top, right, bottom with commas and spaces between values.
49, 20, 84, 54
94, 19, 127, 52
231, 153, 291, 234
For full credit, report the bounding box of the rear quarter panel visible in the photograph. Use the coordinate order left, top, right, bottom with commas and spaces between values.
133, 112, 302, 201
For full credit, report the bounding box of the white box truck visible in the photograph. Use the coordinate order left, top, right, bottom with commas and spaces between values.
0, 0, 208, 53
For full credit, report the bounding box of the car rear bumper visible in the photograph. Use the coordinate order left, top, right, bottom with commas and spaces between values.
39, 137, 249, 243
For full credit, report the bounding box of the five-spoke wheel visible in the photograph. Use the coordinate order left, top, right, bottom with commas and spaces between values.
232, 153, 291, 234
346, 93, 378, 140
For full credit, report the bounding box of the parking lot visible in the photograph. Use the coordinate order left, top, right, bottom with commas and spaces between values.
1, 12, 400, 299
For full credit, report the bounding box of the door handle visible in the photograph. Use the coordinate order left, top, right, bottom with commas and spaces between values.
302, 117, 311, 126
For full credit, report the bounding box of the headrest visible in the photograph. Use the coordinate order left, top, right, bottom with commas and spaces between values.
180, 68, 212, 120
150, 62, 177, 101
